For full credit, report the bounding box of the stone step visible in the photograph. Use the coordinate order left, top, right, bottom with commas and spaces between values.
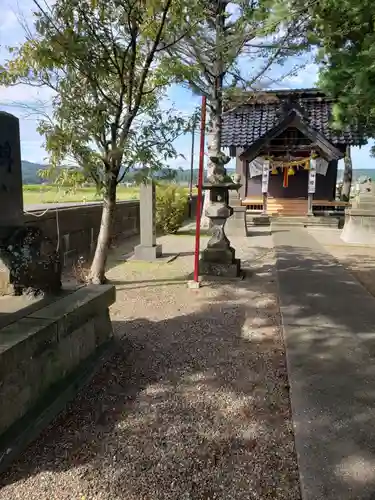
270, 216, 339, 228
246, 213, 341, 229
246, 215, 271, 227
267, 198, 308, 216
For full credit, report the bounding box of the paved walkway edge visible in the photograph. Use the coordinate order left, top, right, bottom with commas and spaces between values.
273, 226, 375, 500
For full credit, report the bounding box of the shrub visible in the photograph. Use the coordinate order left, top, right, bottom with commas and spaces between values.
155, 184, 188, 234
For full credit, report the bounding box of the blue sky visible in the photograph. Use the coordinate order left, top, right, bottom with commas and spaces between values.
0, 0, 374, 170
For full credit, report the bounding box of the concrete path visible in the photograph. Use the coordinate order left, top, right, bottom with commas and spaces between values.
273, 226, 375, 500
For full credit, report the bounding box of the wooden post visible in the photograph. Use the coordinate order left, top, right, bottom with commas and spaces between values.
307, 157, 317, 216
262, 159, 270, 215
262, 193, 268, 215
307, 193, 313, 215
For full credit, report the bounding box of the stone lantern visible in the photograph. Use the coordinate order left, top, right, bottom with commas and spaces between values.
199, 151, 242, 277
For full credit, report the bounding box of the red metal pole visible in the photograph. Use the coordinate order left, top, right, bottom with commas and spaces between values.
193, 95, 207, 283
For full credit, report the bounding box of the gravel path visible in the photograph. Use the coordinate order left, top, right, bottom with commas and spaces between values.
0, 229, 300, 500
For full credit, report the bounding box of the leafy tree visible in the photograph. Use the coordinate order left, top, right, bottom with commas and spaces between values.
283, 0, 375, 197
165, 0, 309, 226
304, 0, 375, 136
1, 0, 201, 283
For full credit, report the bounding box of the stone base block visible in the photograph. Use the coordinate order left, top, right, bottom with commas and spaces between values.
133, 244, 162, 261
0, 225, 62, 296
199, 258, 241, 278
201, 246, 236, 264
0, 284, 116, 473
341, 214, 375, 244
187, 279, 201, 289
0, 262, 13, 295
231, 206, 246, 219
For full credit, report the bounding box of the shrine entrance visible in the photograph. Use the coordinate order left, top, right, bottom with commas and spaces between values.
259, 154, 323, 216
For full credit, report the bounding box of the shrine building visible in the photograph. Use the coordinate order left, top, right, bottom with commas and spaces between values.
222, 89, 366, 217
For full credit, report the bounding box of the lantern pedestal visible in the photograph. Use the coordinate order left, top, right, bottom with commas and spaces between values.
200, 182, 242, 278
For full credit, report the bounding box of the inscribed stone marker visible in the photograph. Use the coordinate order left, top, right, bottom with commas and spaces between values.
0, 112, 23, 224
134, 181, 162, 260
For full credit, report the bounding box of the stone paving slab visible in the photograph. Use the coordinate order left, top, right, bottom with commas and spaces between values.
273, 226, 375, 500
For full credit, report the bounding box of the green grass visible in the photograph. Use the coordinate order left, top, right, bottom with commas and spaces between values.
23, 184, 196, 205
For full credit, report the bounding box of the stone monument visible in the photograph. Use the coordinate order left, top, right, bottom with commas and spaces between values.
0, 111, 61, 295
0, 114, 117, 472
199, 152, 242, 277
0, 112, 24, 225
341, 177, 375, 244
134, 180, 162, 260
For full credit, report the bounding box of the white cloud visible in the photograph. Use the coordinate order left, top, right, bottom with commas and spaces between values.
0, 83, 54, 105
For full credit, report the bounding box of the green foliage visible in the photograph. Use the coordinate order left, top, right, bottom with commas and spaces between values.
1, 0, 203, 194
0, 0, 205, 281
155, 184, 188, 234
285, 0, 375, 152
316, 0, 375, 145
38, 166, 87, 190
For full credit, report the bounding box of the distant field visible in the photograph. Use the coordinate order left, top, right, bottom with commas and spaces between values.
22, 184, 195, 205
22, 185, 140, 204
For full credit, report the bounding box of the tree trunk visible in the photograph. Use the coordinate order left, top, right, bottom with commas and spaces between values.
200, 1, 225, 230
341, 145, 352, 202
89, 179, 116, 284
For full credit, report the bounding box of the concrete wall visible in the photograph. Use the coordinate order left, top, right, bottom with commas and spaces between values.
23, 196, 197, 267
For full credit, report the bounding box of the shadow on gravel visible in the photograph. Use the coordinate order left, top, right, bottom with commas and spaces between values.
0, 276, 300, 500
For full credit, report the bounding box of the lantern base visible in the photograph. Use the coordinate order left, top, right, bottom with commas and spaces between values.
199, 258, 241, 278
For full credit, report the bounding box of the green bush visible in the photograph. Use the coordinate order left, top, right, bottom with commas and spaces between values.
155, 185, 188, 234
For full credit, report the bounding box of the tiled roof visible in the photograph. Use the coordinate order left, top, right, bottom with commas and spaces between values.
222, 89, 366, 148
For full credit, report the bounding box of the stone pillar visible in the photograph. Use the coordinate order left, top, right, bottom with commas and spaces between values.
134, 181, 162, 260
307, 157, 316, 216
341, 181, 375, 244
0, 112, 24, 294
229, 173, 245, 220
0, 112, 24, 225
0, 112, 62, 296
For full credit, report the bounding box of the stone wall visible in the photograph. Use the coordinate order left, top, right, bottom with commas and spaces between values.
0, 285, 115, 472
24, 195, 198, 267
23, 201, 140, 266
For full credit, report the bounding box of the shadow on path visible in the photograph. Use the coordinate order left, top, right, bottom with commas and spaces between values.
273, 228, 375, 500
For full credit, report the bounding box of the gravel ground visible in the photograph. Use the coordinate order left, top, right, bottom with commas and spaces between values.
0, 229, 301, 500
